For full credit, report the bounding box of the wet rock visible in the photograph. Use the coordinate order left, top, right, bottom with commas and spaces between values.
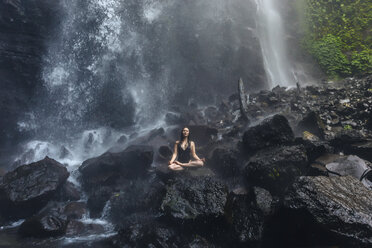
343, 140, 372, 163
110, 222, 180, 248
185, 125, 218, 146
329, 129, 367, 147
160, 177, 227, 225
242, 114, 294, 154
18, 204, 68, 238
0, 157, 69, 220
204, 106, 220, 123
219, 100, 230, 113
222, 125, 241, 138
229, 93, 239, 103
65, 220, 105, 237
79, 145, 153, 192
147, 128, 165, 142
296, 111, 325, 138
107, 179, 165, 229
225, 187, 273, 244
302, 131, 320, 142
209, 147, 240, 177
294, 137, 332, 163
325, 155, 372, 188
63, 202, 87, 219
283, 176, 372, 247
238, 78, 249, 121
165, 112, 187, 125
366, 115, 372, 130
271, 85, 286, 95
116, 135, 127, 145
245, 145, 308, 196
155, 165, 215, 183
0, 167, 6, 177
87, 186, 113, 218
157, 145, 173, 162
55, 181, 81, 202
126, 128, 166, 147
185, 167, 216, 179
253, 187, 275, 216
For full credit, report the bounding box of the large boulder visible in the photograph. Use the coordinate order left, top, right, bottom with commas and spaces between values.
244, 145, 308, 196
108, 221, 216, 248
79, 145, 153, 192
55, 181, 81, 202
155, 164, 215, 183
106, 179, 166, 229
0, 157, 69, 220
156, 145, 173, 163
295, 111, 325, 139
328, 129, 367, 148
160, 177, 227, 227
343, 140, 372, 163
325, 155, 372, 188
294, 137, 332, 163
63, 202, 87, 220
18, 203, 68, 238
86, 186, 113, 218
107, 222, 180, 248
242, 114, 294, 154
225, 187, 274, 244
283, 176, 372, 247
209, 147, 241, 177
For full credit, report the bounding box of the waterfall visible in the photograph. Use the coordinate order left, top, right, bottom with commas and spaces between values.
255, 0, 296, 88
14, 0, 268, 167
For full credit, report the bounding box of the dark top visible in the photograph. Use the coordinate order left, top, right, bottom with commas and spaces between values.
177, 141, 191, 163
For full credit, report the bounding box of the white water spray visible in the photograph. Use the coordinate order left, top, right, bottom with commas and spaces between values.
255, 0, 296, 88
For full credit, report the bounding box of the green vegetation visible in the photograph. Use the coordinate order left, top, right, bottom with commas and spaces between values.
299, 0, 372, 78
268, 168, 280, 180
343, 124, 352, 130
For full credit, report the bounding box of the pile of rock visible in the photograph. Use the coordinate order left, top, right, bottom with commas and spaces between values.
1, 76, 372, 247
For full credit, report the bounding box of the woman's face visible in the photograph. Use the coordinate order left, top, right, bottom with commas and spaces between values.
182, 128, 190, 138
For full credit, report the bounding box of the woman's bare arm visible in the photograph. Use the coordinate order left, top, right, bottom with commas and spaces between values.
169, 141, 179, 164
191, 142, 202, 160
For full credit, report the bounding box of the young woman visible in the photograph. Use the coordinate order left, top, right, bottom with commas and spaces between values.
168, 127, 205, 171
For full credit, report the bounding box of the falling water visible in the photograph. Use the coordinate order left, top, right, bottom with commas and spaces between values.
255, 0, 296, 88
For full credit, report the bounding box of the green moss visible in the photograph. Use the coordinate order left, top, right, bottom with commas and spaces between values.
268, 168, 280, 179
343, 124, 352, 130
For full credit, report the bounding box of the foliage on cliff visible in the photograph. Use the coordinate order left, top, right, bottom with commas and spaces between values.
299, 0, 372, 78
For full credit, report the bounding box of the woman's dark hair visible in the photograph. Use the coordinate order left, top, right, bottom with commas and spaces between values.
180, 127, 190, 145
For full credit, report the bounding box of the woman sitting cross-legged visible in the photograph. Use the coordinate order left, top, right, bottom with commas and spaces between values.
168, 127, 205, 171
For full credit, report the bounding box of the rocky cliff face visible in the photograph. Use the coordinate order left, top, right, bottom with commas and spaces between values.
0, 0, 60, 164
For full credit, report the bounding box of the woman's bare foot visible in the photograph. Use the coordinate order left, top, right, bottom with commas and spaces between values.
168, 163, 184, 171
